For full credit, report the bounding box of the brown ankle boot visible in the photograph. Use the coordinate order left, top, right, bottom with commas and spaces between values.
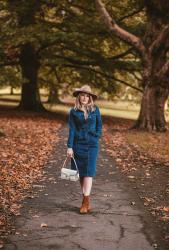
80, 195, 91, 214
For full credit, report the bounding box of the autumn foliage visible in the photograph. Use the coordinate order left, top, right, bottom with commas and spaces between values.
103, 117, 169, 244
0, 111, 62, 236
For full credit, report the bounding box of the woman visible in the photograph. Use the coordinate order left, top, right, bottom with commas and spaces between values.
66, 85, 102, 214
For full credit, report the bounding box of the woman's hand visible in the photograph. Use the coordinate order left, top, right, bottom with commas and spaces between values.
67, 148, 74, 158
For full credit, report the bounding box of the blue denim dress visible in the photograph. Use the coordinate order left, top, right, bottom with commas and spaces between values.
67, 105, 102, 177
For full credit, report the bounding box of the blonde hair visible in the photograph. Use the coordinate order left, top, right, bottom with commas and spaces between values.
74, 93, 96, 119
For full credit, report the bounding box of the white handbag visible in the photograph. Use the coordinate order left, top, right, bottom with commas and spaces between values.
60, 156, 79, 182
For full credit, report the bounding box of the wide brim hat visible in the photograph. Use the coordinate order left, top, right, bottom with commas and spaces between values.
73, 85, 97, 100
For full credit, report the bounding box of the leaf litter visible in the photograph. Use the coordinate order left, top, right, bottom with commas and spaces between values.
0, 110, 62, 244
103, 117, 169, 246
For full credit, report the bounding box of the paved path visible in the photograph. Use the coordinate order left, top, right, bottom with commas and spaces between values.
4, 124, 164, 250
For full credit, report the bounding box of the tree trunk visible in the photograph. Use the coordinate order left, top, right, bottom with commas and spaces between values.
8, 1, 46, 112
132, 85, 169, 131
48, 87, 62, 104
95, 0, 169, 132
155, 86, 169, 130
133, 18, 169, 131
10, 87, 14, 95
17, 43, 46, 112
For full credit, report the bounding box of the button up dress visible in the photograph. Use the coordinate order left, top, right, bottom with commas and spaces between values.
67, 105, 102, 177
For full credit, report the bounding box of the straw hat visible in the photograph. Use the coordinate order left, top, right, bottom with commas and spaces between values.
73, 85, 97, 100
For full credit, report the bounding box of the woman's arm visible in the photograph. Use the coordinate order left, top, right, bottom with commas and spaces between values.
67, 108, 76, 148
95, 106, 102, 138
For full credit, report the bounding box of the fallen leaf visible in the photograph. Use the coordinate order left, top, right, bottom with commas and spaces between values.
160, 216, 169, 221
41, 223, 48, 227
128, 175, 135, 179
163, 206, 169, 212
32, 215, 39, 218
0, 240, 4, 249
103, 194, 108, 197
0, 112, 61, 234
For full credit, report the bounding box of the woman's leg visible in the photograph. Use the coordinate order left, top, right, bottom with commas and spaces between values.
79, 177, 93, 195
79, 177, 84, 194
79, 177, 92, 213
83, 177, 93, 196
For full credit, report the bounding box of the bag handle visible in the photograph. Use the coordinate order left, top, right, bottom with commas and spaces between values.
62, 156, 79, 172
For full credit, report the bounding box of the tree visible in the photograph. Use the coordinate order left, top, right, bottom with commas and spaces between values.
95, 0, 169, 131
38, 0, 142, 98
7, 0, 45, 111
1, 0, 142, 109
2, 0, 160, 118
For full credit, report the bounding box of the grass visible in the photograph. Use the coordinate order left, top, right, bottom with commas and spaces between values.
44, 103, 141, 120
126, 131, 169, 163
0, 89, 169, 121
44, 100, 169, 122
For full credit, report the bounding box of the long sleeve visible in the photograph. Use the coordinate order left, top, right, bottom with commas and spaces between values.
67, 109, 76, 148
95, 107, 102, 138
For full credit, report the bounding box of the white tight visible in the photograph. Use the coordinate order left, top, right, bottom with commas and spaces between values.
80, 177, 93, 196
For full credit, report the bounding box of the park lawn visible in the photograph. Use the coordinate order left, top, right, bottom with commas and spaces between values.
0, 92, 169, 121
0, 110, 62, 239
45, 102, 169, 122
0, 94, 142, 120
126, 131, 169, 163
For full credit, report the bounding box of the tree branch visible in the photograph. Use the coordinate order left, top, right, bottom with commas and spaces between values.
156, 60, 169, 79
95, 0, 146, 58
53, 67, 61, 83
149, 25, 169, 55
118, 7, 144, 22
60, 63, 143, 92
107, 48, 133, 60
69, 3, 94, 16
0, 61, 19, 67
132, 72, 142, 81
60, 43, 138, 71
55, 54, 97, 66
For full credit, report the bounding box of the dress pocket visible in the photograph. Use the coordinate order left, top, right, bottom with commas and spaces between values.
88, 132, 99, 144
75, 130, 86, 141
88, 130, 98, 137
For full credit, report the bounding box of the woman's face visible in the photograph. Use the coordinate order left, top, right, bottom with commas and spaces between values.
79, 92, 90, 105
